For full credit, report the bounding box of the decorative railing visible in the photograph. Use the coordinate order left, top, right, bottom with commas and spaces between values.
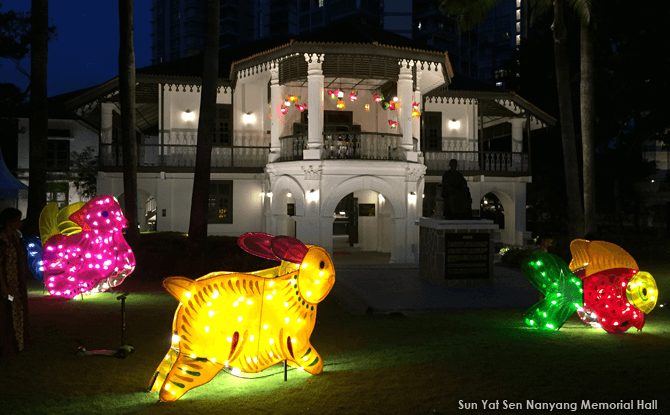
323, 132, 404, 160
100, 144, 268, 169
424, 151, 530, 175
278, 134, 307, 162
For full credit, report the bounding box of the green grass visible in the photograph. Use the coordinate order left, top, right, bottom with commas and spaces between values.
2, 232, 670, 414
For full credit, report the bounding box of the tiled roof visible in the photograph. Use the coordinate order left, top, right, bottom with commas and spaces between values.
12, 84, 100, 119
138, 21, 447, 81
426, 74, 556, 126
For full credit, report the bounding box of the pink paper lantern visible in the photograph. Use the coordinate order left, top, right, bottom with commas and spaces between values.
42, 195, 136, 298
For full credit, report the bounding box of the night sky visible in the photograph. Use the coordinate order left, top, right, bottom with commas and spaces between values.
1, 1, 412, 99
0, 0, 153, 98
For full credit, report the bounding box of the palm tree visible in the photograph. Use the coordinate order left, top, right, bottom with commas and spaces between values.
119, 0, 139, 243
438, 0, 589, 240
188, 0, 220, 254
25, 0, 48, 236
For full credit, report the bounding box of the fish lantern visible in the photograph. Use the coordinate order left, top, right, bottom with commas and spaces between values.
327, 90, 337, 100
388, 120, 397, 129
348, 90, 357, 102
39, 196, 136, 298
280, 104, 288, 115
373, 93, 383, 103
388, 101, 396, 111
336, 99, 345, 109
365, 104, 370, 111
21, 235, 44, 283
148, 232, 336, 402
521, 240, 658, 333
296, 103, 307, 112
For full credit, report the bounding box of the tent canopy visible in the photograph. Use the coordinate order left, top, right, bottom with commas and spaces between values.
0, 148, 27, 200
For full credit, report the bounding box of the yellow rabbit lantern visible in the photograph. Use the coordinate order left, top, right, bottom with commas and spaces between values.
148, 233, 336, 402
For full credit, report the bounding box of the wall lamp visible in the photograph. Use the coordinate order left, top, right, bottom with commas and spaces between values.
183, 109, 195, 122
242, 112, 255, 125
448, 119, 460, 130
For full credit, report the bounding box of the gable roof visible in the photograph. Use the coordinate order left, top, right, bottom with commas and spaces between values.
425, 75, 556, 126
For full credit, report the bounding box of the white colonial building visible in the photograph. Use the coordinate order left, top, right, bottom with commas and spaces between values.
17, 23, 555, 263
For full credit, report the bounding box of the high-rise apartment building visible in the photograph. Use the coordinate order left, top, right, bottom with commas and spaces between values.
150, 0, 255, 64
151, 0, 526, 87
412, 0, 526, 85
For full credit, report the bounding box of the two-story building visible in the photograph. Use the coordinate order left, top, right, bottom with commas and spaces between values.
17, 22, 554, 263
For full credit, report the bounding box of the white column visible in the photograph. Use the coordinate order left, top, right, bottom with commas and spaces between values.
304, 53, 325, 160
510, 118, 525, 170
398, 60, 417, 162
269, 65, 282, 163
412, 72, 422, 152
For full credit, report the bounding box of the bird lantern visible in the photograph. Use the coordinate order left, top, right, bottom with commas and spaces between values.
388, 120, 397, 128
373, 93, 383, 103
348, 90, 357, 102
39, 196, 136, 298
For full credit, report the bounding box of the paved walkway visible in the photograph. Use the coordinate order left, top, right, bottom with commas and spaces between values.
330, 250, 538, 315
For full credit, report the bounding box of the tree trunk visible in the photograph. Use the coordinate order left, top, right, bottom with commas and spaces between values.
581, 23, 597, 236
552, 0, 584, 240
188, 0, 220, 254
119, 0, 139, 243
25, 0, 49, 236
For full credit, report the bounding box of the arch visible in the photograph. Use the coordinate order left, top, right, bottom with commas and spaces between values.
481, 188, 515, 245
271, 175, 306, 217
322, 175, 406, 220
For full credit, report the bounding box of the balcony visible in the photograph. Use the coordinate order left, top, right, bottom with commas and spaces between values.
100, 134, 268, 172
278, 132, 406, 162
424, 150, 530, 176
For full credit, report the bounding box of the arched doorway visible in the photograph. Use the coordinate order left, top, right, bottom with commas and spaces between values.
481, 192, 505, 230
331, 189, 394, 254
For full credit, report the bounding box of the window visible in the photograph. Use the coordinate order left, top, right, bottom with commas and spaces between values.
423, 112, 442, 151
47, 139, 70, 171
46, 182, 68, 209
208, 181, 233, 224
214, 104, 232, 146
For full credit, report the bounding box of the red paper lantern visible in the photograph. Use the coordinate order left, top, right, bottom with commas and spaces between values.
348, 90, 357, 102
388, 120, 397, 128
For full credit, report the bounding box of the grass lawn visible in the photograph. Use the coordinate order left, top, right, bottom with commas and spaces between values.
1, 232, 669, 414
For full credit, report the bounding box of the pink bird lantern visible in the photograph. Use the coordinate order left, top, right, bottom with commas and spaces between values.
388, 120, 397, 128
42, 195, 136, 298
348, 90, 357, 102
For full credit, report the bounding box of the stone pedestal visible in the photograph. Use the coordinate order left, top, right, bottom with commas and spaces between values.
418, 218, 499, 287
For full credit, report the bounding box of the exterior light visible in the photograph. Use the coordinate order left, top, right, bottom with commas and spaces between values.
182, 109, 195, 121
242, 112, 255, 125
449, 119, 460, 130
267, 192, 273, 198
408, 191, 417, 204
287, 192, 292, 198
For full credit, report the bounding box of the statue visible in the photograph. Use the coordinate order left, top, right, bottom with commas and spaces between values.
441, 159, 472, 219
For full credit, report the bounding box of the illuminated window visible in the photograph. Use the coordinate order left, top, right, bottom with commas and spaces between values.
516, 34, 521, 46
516, 9, 521, 20
516, 0, 521, 7
208, 181, 233, 224
46, 182, 68, 209
516, 22, 521, 33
